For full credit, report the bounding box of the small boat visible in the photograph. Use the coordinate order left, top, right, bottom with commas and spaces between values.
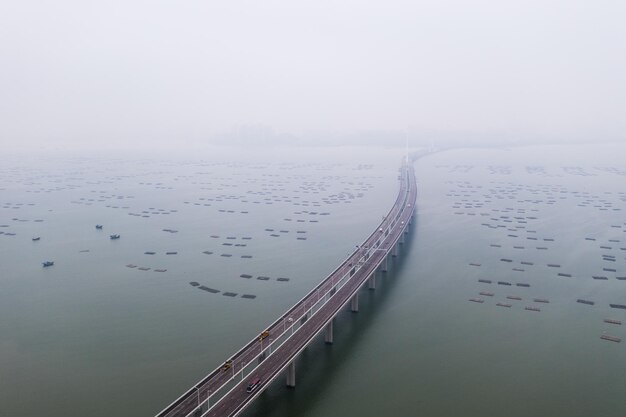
604, 319, 622, 325
110, 234, 120, 239
42, 261, 54, 267
32, 237, 41, 241
95, 225, 103, 229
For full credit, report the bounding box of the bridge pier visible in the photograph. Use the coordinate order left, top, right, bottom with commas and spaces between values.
351, 293, 359, 312
381, 255, 388, 272
399, 232, 405, 244
368, 272, 376, 290
392, 243, 399, 257
324, 320, 334, 344
286, 361, 296, 388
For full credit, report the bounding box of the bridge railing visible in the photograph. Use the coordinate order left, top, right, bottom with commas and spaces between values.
156, 161, 418, 417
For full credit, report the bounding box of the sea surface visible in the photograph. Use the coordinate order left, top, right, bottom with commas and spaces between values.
2, 144, 626, 417
0, 146, 401, 417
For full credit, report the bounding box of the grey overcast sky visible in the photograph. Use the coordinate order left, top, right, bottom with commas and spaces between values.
1, 0, 625, 149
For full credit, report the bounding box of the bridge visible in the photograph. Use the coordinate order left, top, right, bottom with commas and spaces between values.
155, 155, 419, 417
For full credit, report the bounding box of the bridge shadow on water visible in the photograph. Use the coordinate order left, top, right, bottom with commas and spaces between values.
241, 222, 417, 417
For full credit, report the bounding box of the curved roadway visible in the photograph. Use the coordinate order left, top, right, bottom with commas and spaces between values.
156, 159, 418, 417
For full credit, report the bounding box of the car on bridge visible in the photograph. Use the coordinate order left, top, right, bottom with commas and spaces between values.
259, 330, 270, 341
221, 360, 233, 372
246, 377, 261, 393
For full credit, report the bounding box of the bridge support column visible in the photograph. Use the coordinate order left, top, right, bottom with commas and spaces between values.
286, 361, 296, 388
392, 243, 399, 257
368, 272, 376, 290
381, 255, 388, 272
400, 232, 405, 244
351, 293, 359, 312
324, 320, 334, 344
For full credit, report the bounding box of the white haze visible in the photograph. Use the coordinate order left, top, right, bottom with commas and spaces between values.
1, 0, 625, 151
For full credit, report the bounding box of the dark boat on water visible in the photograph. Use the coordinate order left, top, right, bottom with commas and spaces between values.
32, 237, 40, 241
110, 234, 120, 239
42, 261, 54, 267
95, 225, 103, 229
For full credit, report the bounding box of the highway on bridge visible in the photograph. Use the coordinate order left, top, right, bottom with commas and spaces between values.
156, 158, 418, 417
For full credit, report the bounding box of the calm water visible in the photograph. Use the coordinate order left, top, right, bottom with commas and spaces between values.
243, 144, 626, 417
0, 146, 401, 417
2, 144, 626, 417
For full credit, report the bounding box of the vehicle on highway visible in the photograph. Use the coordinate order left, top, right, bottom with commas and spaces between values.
259, 330, 269, 341
221, 360, 233, 372
246, 377, 261, 393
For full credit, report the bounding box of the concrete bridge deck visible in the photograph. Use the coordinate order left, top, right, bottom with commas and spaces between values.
155, 158, 418, 417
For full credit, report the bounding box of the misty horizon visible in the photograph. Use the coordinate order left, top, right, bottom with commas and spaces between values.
2, 0, 625, 151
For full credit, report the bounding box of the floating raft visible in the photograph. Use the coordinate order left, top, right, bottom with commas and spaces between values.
516, 283, 530, 287
478, 279, 492, 284
577, 299, 595, 305
468, 298, 484, 303
198, 286, 219, 293
154, 269, 167, 272
610, 304, 626, 309
534, 298, 550, 303
498, 281, 512, 286
479, 292, 494, 296
241, 294, 257, 299
469, 263, 481, 267
276, 277, 290, 282
525, 307, 540, 312
507, 296, 522, 300
240, 274, 253, 279
496, 303, 512, 308
604, 319, 622, 325
600, 334, 621, 343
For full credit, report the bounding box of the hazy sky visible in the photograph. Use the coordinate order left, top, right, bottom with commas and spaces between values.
1, 0, 625, 149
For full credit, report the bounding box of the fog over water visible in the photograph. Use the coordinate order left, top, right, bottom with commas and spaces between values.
2, 2, 626, 417
2, 0, 626, 150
